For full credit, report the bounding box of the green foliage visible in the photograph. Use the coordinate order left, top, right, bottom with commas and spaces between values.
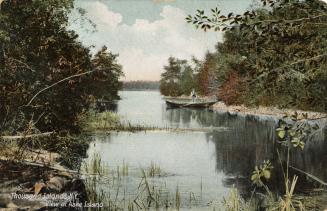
276, 112, 319, 150
0, 0, 123, 134
159, 54, 218, 97
188, 0, 327, 112
223, 112, 323, 210
251, 160, 273, 187
79, 110, 121, 131
248, 113, 320, 210
89, 46, 123, 101
160, 57, 192, 96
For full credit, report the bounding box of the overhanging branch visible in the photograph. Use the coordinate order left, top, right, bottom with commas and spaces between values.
26, 70, 97, 106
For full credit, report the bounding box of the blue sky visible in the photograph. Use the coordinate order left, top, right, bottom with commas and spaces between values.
70, 0, 254, 81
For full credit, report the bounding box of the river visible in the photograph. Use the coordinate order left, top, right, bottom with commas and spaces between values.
85, 91, 327, 210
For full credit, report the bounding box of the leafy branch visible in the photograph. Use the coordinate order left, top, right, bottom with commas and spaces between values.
186, 0, 327, 34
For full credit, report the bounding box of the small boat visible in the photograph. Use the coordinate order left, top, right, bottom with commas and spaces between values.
165, 99, 217, 108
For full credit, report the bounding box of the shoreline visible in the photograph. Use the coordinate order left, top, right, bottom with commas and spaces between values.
212, 101, 327, 121
162, 95, 327, 120
0, 149, 87, 210
1, 96, 326, 210
0, 136, 88, 210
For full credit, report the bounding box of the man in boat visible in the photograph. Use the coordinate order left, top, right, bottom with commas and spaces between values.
191, 89, 196, 102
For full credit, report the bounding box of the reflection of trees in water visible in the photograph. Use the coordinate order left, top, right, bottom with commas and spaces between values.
208, 114, 327, 193
206, 114, 280, 194
165, 109, 327, 193
287, 129, 327, 188
164, 108, 240, 128
165, 108, 214, 128
206, 114, 276, 179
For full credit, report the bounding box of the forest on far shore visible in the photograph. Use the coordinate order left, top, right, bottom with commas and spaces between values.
123, 81, 159, 90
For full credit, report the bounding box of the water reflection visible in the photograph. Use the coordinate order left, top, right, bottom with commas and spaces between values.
165, 106, 327, 194
165, 108, 212, 128
88, 91, 326, 209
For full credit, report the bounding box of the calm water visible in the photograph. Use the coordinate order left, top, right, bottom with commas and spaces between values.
86, 91, 327, 210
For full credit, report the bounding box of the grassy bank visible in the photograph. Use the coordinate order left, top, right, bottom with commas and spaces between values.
78, 110, 228, 133
78, 110, 157, 132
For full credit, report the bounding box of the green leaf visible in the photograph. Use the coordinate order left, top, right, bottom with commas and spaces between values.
263, 169, 271, 179
251, 174, 257, 181
278, 130, 285, 139
289, 130, 296, 137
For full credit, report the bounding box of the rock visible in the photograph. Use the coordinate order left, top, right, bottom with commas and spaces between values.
11, 198, 47, 210
6, 202, 18, 208
68, 179, 87, 202
0, 194, 11, 207
46, 176, 68, 193
0, 159, 88, 210
34, 182, 46, 195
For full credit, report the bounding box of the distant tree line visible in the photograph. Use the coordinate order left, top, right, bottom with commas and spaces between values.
161, 0, 327, 112
0, 0, 123, 135
123, 81, 159, 90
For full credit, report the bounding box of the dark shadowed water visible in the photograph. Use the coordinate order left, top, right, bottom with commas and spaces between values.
86, 91, 327, 210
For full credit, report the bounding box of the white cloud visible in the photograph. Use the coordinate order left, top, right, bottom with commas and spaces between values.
70, 1, 221, 81
119, 49, 166, 81
82, 1, 122, 29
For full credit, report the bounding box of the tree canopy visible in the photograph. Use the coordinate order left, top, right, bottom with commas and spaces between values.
0, 0, 123, 134
160, 57, 198, 97
180, 0, 327, 111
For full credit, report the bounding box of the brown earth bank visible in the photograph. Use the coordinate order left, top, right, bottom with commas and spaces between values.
0, 163, 86, 210
0, 151, 87, 210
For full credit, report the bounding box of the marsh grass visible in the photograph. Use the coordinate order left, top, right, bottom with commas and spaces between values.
147, 162, 165, 177
81, 112, 327, 210
87, 111, 120, 130
175, 186, 181, 210
79, 109, 226, 133
121, 161, 129, 177
79, 110, 157, 132
222, 187, 256, 211
83, 155, 214, 210
82, 153, 109, 176
298, 192, 327, 210
83, 152, 322, 211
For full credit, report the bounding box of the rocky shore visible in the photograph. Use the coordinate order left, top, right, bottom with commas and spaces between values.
0, 151, 87, 210
212, 102, 327, 121
164, 95, 327, 121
